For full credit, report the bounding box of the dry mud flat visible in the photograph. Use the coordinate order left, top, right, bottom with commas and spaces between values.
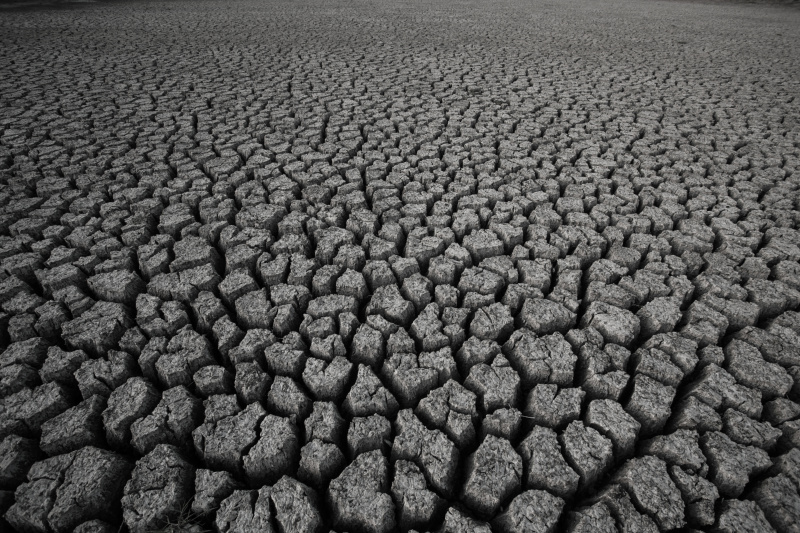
1, 0, 800, 531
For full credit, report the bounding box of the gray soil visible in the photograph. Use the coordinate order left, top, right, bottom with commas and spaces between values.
1, 0, 800, 531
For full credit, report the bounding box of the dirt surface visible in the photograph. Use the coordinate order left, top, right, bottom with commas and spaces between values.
1, 0, 800, 531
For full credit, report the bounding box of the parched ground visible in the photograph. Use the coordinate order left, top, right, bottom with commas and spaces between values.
1, 0, 800, 531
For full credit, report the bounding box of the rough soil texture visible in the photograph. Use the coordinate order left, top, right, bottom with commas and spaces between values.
1, 0, 800, 531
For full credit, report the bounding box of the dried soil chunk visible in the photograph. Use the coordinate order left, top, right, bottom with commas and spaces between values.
722, 408, 782, 450
382, 351, 439, 407
0, 381, 72, 440
682, 300, 731, 347
236, 204, 286, 234
517, 258, 553, 293
351, 324, 385, 367
576, 344, 630, 402
463, 229, 504, 264
724, 338, 792, 399
36, 265, 87, 298
243, 414, 300, 486
701, 430, 771, 498
62, 301, 133, 357
308, 333, 346, 362
337, 268, 369, 304
219, 268, 258, 308
470, 302, 514, 341
193, 402, 266, 476
416, 379, 478, 449
1, 338, 49, 389
102, 377, 160, 451
234, 362, 272, 406
769, 449, 800, 491
156, 325, 216, 388
75, 350, 138, 400
87, 270, 145, 305
585, 399, 641, 458
592, 484, 659, 533
624, 374, 676, 436
668, 465, 718, 527
194, 365, 235, 397
305, 401, 346, 445
517, 298, 576, 336
305, 294, 358, 321
763, 397, 800, 426
565, 503, 617, 533
493, 489, 564, 533
401, 273, 433, 313
777, 418, 800, 450
190, 290, 227, 334
682, 363, 762, 418
235, 289, 273, 330
517, 425, 579, 499
0, 363, 39, 399
462, 434, 522, 519
231, 329, 276, 367
130, 385, 202, 455
559, 420, 614, 491
365, 284, 415, 326
9, 312, 37, 342
148, 264, 222, 304
581, 301, 640, 347
458, 268, 503, 303
716, 498, 777, 533
6, 447, 131, 533
456, 336, 500, 377
639, 429, 705, 473
202, 394, 241, 425
270, 476, 323, 533
343, 364, 399, 418
265, 342, 307, 377
392, 459, 445, 531
759, 324, 800, 367
419, 346, 459, 384
302, 356, 352, 403
481, 407, 522, 441
642, 333, 699, 377
298, 439, 345, 490
751, 474, 800, 533
464, 355, 520, 412
439, 507, 491, 533
121, 444, 195, 533
136, 294, 190, 338
327, 450, 395, 533
636, 297, 682, 337
0, 435, 43, 490
348, 414, 391, 456
212, 315, 245, 360
523, 384, 583, 430
702, 294, 760, 331
504, 330, 577, 388
613, 455, 685, 530
392, 409, 459, 497
215, 488, 274, 533
192, 468, 241, 517
746, 278, 799, 319
39, 395, 105, 455
631, 347, 684, 387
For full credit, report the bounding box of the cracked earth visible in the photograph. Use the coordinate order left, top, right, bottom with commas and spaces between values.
1, 0, 800, 531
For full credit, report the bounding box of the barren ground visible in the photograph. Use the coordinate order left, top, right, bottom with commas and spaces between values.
1, 0, 800, 531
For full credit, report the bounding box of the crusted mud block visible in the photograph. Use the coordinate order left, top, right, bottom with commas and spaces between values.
7, 447, 132, 533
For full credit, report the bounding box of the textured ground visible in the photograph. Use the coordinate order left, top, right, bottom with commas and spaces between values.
1, 0, 800, 531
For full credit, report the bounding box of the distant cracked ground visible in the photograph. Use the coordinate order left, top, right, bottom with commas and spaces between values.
1, 0, 800, 531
